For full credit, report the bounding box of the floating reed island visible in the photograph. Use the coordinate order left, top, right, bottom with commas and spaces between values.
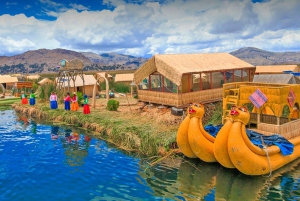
12, 98, 221, 158
12, 101, 182, 157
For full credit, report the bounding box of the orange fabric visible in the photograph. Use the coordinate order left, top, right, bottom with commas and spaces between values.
71, 102, 79, 111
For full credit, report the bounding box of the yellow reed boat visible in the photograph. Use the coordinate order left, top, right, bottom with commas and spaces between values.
223, 106, 300, 176
176, 103, 216, 162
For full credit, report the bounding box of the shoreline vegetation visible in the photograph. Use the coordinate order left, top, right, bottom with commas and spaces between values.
12, 101, 182, 157
10, 97, 222, 163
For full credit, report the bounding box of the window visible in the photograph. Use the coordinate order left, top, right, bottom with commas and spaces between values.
202, 72, 211, 90
150, 74, 162, 92
138, 77, 149, 90
242, 69, 249, 82
164, 77, 177, 93
191, 74, 200, 92
225, 70, 233, 83
234, 70, 242, 82
212, 72, 224, 88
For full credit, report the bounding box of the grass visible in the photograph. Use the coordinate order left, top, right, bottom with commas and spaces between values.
0, 97, 20, 106
13, 101, 179, 157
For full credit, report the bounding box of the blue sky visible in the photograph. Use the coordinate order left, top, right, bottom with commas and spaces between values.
0, 0, 299, 57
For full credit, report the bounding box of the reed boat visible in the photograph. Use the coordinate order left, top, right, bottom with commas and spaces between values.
176, 103, 217, 162
223, 106, 300, 176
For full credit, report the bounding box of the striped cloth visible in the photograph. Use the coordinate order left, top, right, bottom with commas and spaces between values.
287, 89, 296, 107
249, 89, 268, 108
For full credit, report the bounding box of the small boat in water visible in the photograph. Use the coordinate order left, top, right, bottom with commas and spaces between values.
176, 103, 217, 162
223, 105, 300, 176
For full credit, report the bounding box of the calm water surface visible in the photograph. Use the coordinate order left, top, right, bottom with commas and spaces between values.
1, 109, 300, 201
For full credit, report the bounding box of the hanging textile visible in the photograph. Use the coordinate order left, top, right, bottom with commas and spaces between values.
287, 89, 296, 107
249, 88, 268, 108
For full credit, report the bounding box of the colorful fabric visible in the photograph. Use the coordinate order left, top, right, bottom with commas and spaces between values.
249, 89, 268, 108
287, 89, 296, 107
50, 101, 58, 109
30, 98, 35, 105
71, 102, 79, 111
20, 93, 27, 99
83, 104, 90, 114
64, 95, 71, 102
50, 94, 57, 101
22, 98, 28, 105
72, 95, 77, 102
83, 98, 88, 105
30, 93, 35, 98
64, 101, 70, 110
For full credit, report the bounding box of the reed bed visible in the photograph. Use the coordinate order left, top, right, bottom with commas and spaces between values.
12, 102, 180, 157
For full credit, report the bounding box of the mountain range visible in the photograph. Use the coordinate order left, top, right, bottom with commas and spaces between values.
0, 47, 299, 74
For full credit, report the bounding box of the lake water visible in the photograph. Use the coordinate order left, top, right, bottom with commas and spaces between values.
1, 109, 300, 201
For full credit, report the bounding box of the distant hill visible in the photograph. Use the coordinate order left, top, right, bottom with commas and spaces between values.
1, 47, 300, 75
81, 52, 147, 70
230, 47, 300, 65
0, 49, 147, 74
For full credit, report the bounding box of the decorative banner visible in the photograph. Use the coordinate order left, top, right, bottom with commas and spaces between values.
287, 89, 296, 107
249, 88, 268, 108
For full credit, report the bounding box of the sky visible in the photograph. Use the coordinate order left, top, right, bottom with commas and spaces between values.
0, 0, 299, 57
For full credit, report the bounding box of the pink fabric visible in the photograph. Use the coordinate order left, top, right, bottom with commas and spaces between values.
249, 89, 268, 108
287, 89, 296, 107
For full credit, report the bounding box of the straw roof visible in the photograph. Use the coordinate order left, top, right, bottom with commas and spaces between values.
56, 74, 96, 87
253, 74, 300, 84
27, 75, 41, 80
11, 74, 23, 77
255, 65, 299, 73
38, 78, 53, 85
0, 75, 18, 83
134, 53, 254, 86
95, 72, 113, 78
114, 73, 134, 82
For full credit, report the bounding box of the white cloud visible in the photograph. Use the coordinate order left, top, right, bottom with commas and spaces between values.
0, 0, 300, 56
0, 36, 36, 55
69, 3, 89, 11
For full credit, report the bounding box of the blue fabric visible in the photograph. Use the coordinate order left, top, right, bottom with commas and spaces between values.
50, 101, 58, 109
246, 130, 294, 156
30, 98, 35, 105
204, 124, 222, 137
225, 71, 232, 80
204, 124, 294, 156
64, 101, 70, 110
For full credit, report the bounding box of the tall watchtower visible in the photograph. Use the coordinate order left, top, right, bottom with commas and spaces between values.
55, 59, 85, 94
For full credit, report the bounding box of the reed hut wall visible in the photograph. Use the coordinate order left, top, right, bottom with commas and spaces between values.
228, 82, 300, 117
257, 119, 300, 139
135, 53, 254, 107
138, 88, 222, 107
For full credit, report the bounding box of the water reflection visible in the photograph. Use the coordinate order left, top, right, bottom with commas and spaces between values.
7, 110, 300, 200
142, 156, 300, 201
59, 128, 90, 167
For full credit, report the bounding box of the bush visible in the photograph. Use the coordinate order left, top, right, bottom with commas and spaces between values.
76, 92, 83, 105
107, 99, 119, 111
114, 83, 130, 93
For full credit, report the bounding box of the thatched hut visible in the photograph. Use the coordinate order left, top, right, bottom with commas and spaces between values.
38, 78, 53, 85
253, 74, 300, 84
0, 75, 18, 92
27, 75, 41, 80
134, 53, 255, 107
95, 72, 113, 81
55, 74, 97, 96
114, 73, 134, 84
255, 65, 299, 75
